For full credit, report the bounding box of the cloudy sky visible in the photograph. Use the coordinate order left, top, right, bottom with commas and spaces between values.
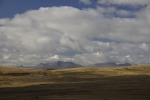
0, 0, 150, 66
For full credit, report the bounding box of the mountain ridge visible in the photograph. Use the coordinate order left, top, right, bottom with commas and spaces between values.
33, 61, 82, 69
90, 62, 131, 67
18, 61, 132, 69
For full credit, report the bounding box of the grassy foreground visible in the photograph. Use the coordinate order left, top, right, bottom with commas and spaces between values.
0, 65, 150, 100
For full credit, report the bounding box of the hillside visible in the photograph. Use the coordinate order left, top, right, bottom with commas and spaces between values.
0, 65, 150, 100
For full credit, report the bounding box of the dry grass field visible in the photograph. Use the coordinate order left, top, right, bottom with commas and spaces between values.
0, 65, 150, 100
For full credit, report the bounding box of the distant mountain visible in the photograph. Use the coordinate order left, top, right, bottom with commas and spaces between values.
96, 62, 117, 66
90, 62, 131, 67
18, 65, 25, 68
118, 63, 131, 66
33, 61, 82, 69
18, 61, 131, 69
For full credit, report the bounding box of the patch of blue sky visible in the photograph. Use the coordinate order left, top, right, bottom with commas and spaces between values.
111, 11, 135, 18
0, 0, 99, 18
0, 0, 80, 18
102, 11, 135, 18
115, 4, 147, 11
98, 4, 147, 18
98, 3, 147, 11
1, 0, 146, 19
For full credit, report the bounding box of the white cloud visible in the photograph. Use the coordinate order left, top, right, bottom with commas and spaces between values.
51, 55, 59, 60
139, 43, 149, 51
0, 5, 150, 66
74, 52, 107, 65
3, 54, 11, 60
116, 10, 133, 17
80, 0, 92, 5
36, 36, 50, 44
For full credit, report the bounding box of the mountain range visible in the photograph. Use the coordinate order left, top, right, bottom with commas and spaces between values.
32, 61, 82, 69
90, 62, 131, 67
19, 61, 131, 69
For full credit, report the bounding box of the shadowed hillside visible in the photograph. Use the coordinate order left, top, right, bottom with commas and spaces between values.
0, 65, 150, 100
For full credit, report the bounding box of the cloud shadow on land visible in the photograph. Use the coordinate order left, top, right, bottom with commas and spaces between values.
0, 75, 150, 100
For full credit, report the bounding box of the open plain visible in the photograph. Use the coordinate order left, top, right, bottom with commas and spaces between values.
0, 65, 150, 100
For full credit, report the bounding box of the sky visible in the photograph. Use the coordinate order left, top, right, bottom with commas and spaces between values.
0, 0, 150, 66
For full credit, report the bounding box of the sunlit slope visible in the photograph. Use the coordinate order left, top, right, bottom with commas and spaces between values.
0, 66, 47, 87
0, 65, 150, 87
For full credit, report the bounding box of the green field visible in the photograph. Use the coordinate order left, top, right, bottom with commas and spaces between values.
0, 65, 150, 100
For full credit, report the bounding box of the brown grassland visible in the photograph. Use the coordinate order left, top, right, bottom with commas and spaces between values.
0, 65, 150, 100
